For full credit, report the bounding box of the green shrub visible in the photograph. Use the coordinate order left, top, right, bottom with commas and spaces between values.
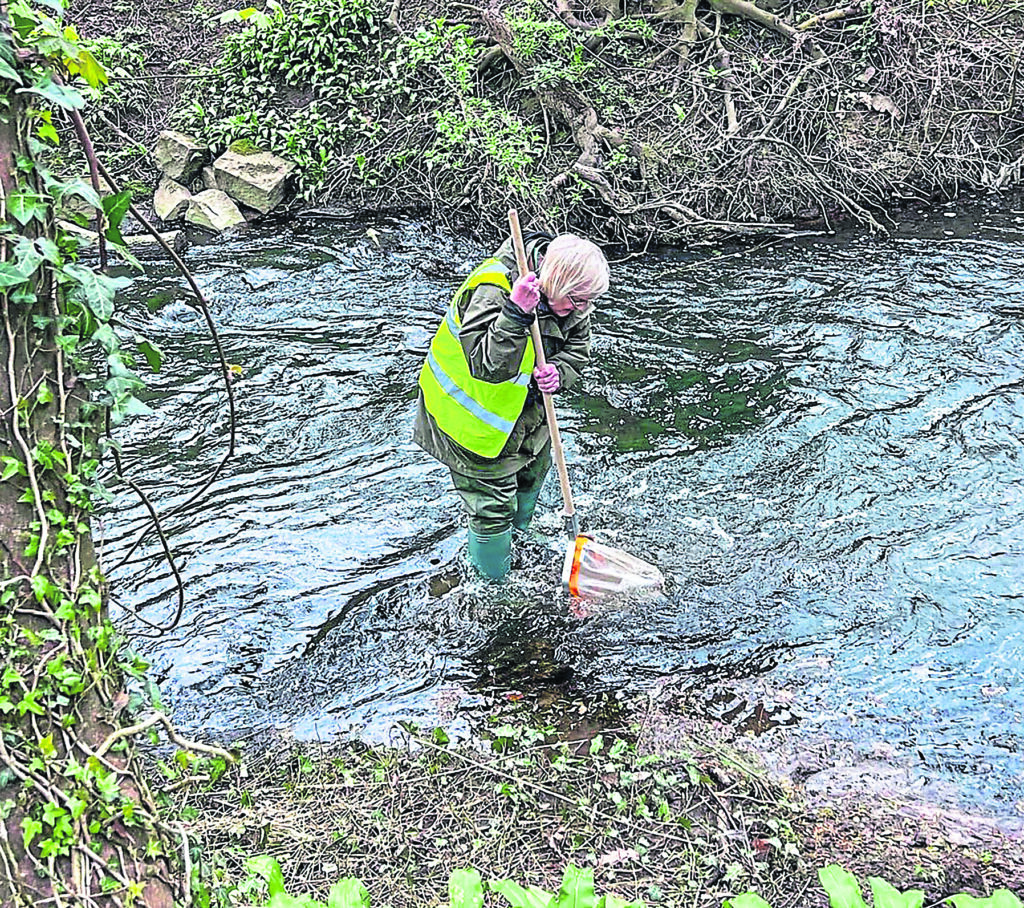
726, 864, 1023, 908
181, 0, 398, 198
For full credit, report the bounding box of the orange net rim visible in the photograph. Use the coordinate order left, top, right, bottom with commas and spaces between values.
567, 534, 587, 597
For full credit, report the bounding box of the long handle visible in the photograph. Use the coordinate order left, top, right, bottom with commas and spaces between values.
508, 210, 579, 539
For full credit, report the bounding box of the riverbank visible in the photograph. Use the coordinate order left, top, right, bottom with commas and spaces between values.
165, 688, 1022, 908
66, 0, 1024, 247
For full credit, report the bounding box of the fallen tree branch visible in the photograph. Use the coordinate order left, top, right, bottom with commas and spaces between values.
797, 1, 865, 31
97, 712, 237, 762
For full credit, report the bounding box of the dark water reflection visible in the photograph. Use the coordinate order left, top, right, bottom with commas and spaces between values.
104, 209, 1024, 817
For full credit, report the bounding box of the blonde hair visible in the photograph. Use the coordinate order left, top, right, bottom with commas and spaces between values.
538, 234, 610, 305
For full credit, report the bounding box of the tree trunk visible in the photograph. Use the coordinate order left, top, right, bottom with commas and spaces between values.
1, 35, 176, 908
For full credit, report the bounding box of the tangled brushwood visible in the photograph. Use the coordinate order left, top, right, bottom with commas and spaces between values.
157, 0, 1024, 245
173, 723, 808, 908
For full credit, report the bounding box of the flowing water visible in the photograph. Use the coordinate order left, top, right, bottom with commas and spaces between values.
104, 205, 1024, 818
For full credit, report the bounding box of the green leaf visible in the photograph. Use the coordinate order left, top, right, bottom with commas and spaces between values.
102, 189, 132, 231
37, 120, 59, 144
1, 456, 25, 481
58, 178, 102, 211
0, 262, 28, 288
19, 74, 86, 110
21, 816, 43, 851
134, 335, 163, 372
449, 869, 484, 908
63, 264, 130, 321
0, 57, 22, 85
108, 235, 144, 272
246, 855, 287, 897
818, 866, 868, 908
724, 896, 773, 908
75, 48, 108, 88
948, 893, 1023, 908
34, 237, 61, 263
7, 193, 48, 226
121, 396, 154, 418
868, 877, 923, 908
14, 237, 44, 278
553, 866, 596, 908
269, 893, 322, 908
490, 879, 554, 908
328, 878, 370, 908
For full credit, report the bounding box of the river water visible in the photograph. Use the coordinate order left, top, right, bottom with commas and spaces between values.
104, 204, 1024, 819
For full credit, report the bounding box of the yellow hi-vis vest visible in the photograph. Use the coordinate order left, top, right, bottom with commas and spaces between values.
418, 257, 536, 458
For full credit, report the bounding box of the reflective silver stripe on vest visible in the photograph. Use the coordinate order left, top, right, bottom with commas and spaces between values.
446, 305, 533, 388
445, 307, 460, 338
424, 352, 516, 434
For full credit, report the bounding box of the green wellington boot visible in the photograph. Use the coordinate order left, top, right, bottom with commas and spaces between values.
513, 487, 543, 531
467, 527, 512, 580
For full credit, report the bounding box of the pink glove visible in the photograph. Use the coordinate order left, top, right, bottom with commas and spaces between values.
533, 363, 560, 393
510, 272, 541, 313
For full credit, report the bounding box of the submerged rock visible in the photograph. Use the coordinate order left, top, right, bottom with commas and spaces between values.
58, 219, 185, 254
213, 148, 296, 214
185, 189, 246, 232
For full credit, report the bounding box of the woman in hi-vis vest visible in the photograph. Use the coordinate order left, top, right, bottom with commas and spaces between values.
413, 232, 610, 580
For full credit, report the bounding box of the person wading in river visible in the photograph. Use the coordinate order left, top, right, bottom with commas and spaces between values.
413, 232, 610, 580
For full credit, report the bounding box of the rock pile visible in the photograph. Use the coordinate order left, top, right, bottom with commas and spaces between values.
152, 130, 296, 233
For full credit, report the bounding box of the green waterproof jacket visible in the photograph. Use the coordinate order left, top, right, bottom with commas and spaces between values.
413, 235, 593, 479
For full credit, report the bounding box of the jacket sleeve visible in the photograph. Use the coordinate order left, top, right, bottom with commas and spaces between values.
458, 284, 532, 383
549, 315, 592, 392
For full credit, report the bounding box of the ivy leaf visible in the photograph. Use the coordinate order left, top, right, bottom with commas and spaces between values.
7, 193, 48, 226
57, 178, 102, 211
0, 57, 22, 86
19, 74, 86, 110
1, 456, 25, 481
63, 264, 130, 322
0, 261, 28, 288
21, 817, 43, 851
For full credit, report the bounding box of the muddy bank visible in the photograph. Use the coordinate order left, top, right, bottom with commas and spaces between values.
168, 689, 1023, 908
67, 0, 1024, 247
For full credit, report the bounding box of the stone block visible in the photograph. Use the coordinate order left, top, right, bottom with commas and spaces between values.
153, 177, 191, 223
185, 189, 246, 232
213, 148, 296, 214
154, 130, 210, 183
